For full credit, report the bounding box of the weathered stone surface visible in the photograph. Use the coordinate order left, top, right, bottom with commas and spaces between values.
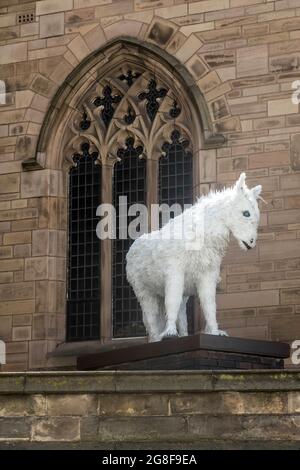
188, 414, 300, 440
175, 35, 202, 62
249, 151, 290, 169
99, 394, 169, 416
97, 416, 187, 442
32, 417, 80, 442
0, 417, 30, 438
203, 50, 235, 68
0, 282, 34, 301
268, 98, 298, 116
217, 290, 279, 309
36, 0, 73, 15
0, 174, 19, 194
291, 134, 300, 170
40, 13, 64, 39
199, 149, 216, 183
237, 45, 268, 77
170, 392, 287, 415
46, 395, 98, 416
25, 257, 48, 281
0, 395, 45, 417
0, 43, 27, 65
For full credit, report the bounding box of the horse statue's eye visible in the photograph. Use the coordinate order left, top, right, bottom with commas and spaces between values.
243, 210, 250, 217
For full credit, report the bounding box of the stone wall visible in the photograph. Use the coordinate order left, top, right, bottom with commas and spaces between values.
0, 0, 300, 370
0, 370, 299, 449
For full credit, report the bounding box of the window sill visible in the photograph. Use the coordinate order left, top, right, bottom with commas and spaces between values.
47, 337, 148, 358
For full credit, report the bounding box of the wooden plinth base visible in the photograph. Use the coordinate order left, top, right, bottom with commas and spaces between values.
77, 333, 290, 371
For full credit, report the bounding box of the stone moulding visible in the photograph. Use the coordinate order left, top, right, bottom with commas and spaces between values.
22, 37, 225, 172
0, 370, 300, 394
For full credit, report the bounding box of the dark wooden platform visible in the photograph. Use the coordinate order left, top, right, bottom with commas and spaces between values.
77, 333, 290, 371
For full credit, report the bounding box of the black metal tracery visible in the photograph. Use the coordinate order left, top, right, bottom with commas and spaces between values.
119, 70, 141, 86
169, 99, 181, 119
79, 111, 91, 131
94, 85, 122, 128
124, 106, 136, 125
138, 79, 167, 121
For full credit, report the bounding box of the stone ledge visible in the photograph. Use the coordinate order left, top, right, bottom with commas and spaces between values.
0, 370, 300, 394
0, 371, 299, 448
0, 440, 299, 450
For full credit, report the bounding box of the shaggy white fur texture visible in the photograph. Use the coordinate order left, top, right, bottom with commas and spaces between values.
126, 173, 262, 342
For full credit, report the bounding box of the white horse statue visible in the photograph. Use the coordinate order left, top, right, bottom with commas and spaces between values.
126, 173, 262, 342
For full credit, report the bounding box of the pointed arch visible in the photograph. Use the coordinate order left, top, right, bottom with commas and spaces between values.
22, 37, 225, 172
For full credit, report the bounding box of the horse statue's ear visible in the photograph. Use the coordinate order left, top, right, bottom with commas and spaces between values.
252, 185, 262, 199
235, 172, 246, 192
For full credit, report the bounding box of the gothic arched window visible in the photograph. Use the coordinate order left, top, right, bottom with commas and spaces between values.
64, 52, 198, 343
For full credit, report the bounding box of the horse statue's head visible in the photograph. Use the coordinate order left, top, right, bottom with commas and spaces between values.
228, 173, 262, 251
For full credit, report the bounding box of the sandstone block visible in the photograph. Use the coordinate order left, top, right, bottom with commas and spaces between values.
0, 395, 45, 417
0, 174, 20, 194
25, 257, 48, 281
175, 35, 203, 63
0, 246, 12, 259
190, 0, 229, 14
269, 209, 300, 226
31, 417, 80, 441
0, 417, 30, 439
84, 25, 106, 51
3, 231, 31, 245
0, 259, 23, 272
12, 326, 31, 341
95, 0, 134, 17
20, 22, 39, 37
0, 300, 34, 316
0, 43, 27, 65
28, 340, 47, 369
99, 394, 169, 416
47, 394, 98, 416
0, 282, 34, 302
249, 151, 290, 169
96, 416, 187, 442
170, 391, 287, 415
237, 45, 268, 78
199, 149, 216, 183
74, 0, 110, 9
260, 239, 300, 260
68, 35, 90, 61
268, 98, 298, 116
0, 315, 12, 341
291, 134, 300, 170
217, 290, 279, 309
281, 289, 300, 305
36, 0, 73, 15
40, 13, 64, 39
